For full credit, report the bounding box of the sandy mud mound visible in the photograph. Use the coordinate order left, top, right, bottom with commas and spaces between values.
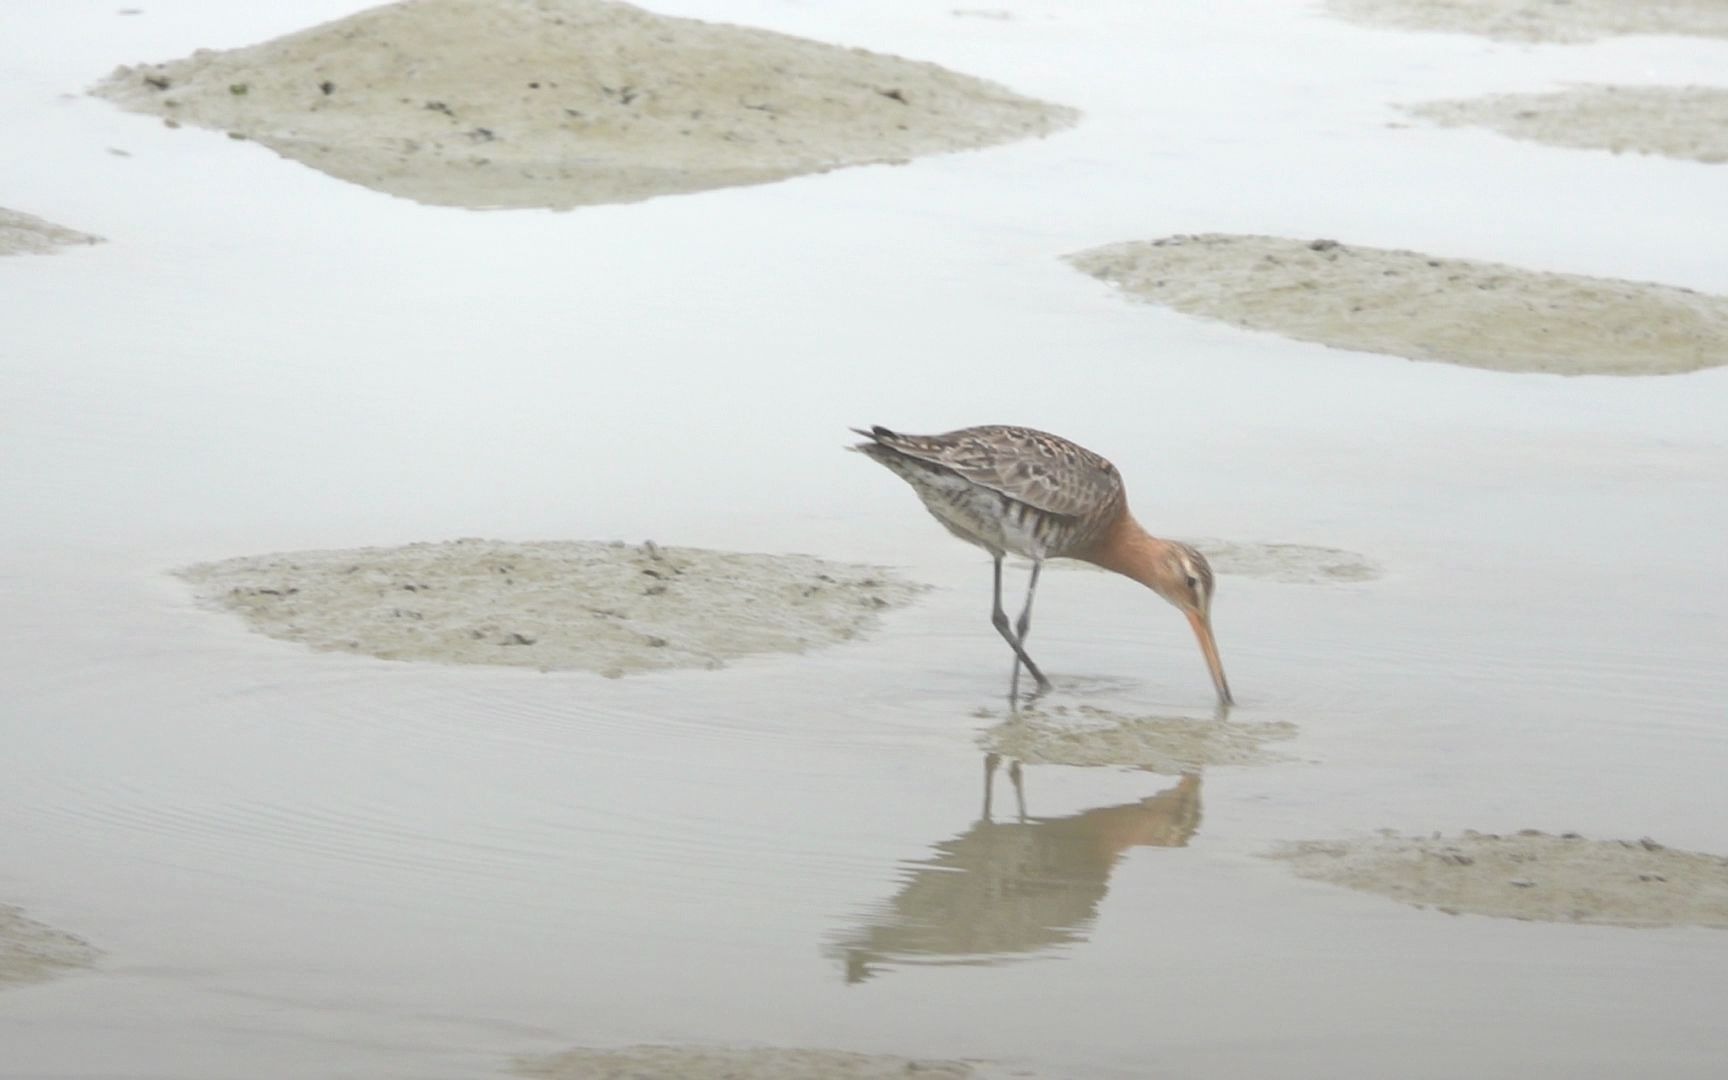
1325, 0, 1728, 44
1068, 234, 1728, 376
1, 904, 100, 988
92, 0, 1076, 210
1408, 85, 1728, 165
1049, 540, 1380, 585
1270, 830, 1728, 928
176, 538, 923, 676
512, 1045, 983, 1079
1191, 539, 1381, 583
981, 705, 1296, 771
0, 208, 102, 256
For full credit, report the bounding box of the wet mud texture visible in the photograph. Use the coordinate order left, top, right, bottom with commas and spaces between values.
1408, 85, 1728, 165
1326, 0, 1728, 43
511, 1045, 985, 1079
981, 705, 1297, 772
1068, 234, 1728, 376
1046, 539, 1381, 585
1, 904, 100, 988
92, 0, 1076, 210
1191, 538, 1381, 583
1271, 831, 1728, 928
177, 538, 924, 676
0, 208, 102, 256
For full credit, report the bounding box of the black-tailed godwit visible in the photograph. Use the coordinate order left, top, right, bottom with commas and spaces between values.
852, 424, 1232, 705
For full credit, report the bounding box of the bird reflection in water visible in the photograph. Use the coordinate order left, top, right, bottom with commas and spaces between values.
832, 755, 1201, 983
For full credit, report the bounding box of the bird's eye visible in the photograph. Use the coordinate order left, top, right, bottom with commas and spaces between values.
1185, 575, 1199, 590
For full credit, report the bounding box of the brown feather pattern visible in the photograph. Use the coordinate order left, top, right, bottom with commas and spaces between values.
852, 425, 1126, 559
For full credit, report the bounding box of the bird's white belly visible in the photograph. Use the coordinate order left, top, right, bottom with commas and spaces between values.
915, 478, 1047, 559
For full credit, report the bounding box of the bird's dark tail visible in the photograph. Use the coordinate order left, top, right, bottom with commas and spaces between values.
847, 424, 898, 453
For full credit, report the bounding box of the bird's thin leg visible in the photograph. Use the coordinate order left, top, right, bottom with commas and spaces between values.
992, 555, 1051, 698
1008, 559, 1045, 699
1008, 760, 1027, 822
982, 752, 1000, 821
1014, 559, 1043, 640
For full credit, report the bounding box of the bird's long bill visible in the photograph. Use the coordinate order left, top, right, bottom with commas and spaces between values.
1185, 610, 1234, 706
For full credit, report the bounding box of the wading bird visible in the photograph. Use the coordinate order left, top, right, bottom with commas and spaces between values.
851, 425, 1232, 704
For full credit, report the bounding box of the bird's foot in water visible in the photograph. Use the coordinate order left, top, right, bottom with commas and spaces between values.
1008, 677, 1052, 713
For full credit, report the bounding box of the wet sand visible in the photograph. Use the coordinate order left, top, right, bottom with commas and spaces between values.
981, 706, 1297, 771
1408, 86, 1728, 166
0, 208, 102, 256
177, 539, 923, 676
1047, 540, 1382, 585
92, 0, 1074, 209
1188, 539, 1381, 584
1326, 0, 1728, 43
0, 905, 99, 988
1271, 831, 1728, 928
513, 1045, 986, 1079
1068, 234, 1728, 375
177, 536, 1356, 680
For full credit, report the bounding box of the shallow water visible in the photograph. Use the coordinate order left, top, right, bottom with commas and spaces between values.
4, 2, 1728, 1078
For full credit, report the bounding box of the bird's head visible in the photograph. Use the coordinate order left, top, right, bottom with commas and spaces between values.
1121, 540, 1233, 707
1160, 542, 1217, 614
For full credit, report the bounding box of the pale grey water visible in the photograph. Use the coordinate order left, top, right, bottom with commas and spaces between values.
3, 2, 1727, 1078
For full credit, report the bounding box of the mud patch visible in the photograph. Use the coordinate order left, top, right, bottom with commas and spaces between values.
980, 705, 1297, 772
176, 538, 924, 676
1190, 539, 1382, 583
1067, 233, 1728, 376
92, 0, 1075, 210
1407, 85, 1728, 165
511, 1045, 984, 1079
0, 208, 103, 257
1048, 540, 1380, 584
1270, 831, 1728, 928
1, 904, 100, 988
1325, 0, 1728, 43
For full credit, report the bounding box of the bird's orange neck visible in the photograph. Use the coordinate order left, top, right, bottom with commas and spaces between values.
1081, 511, 1179, 594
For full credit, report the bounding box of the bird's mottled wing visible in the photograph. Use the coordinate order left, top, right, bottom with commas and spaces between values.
857, 425, 1123, 519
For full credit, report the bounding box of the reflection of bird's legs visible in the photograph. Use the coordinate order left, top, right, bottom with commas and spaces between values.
983, 753, 1027, 821
992, 556, 1050, 705
1008, 559, 1045, 702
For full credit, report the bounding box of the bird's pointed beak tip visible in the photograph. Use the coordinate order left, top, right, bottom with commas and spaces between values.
1184, 608, 1232, 707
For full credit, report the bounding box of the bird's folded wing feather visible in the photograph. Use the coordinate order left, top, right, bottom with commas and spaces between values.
866, 426, 1122, 519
